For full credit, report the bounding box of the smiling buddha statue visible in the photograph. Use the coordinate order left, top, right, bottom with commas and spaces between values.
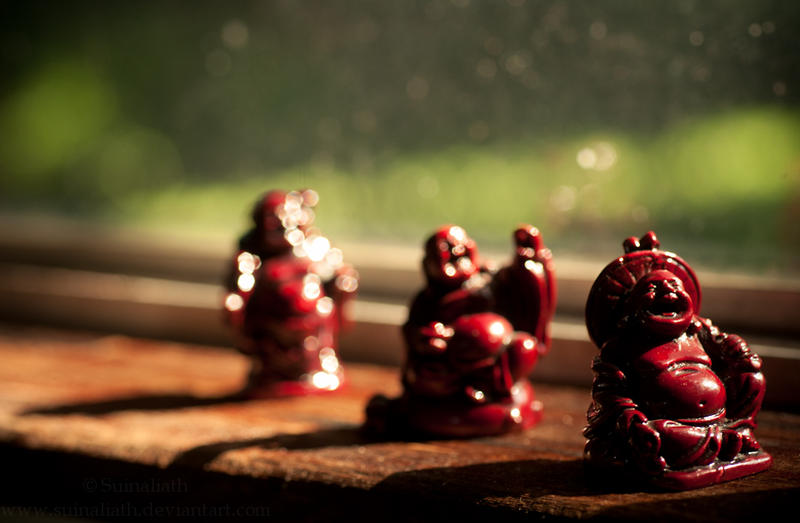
583, 231, 771, 489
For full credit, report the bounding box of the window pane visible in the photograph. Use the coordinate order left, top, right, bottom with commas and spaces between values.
1, 1, 798, 276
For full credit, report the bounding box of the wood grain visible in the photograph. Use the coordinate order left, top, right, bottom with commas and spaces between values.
0, 325, 797, 521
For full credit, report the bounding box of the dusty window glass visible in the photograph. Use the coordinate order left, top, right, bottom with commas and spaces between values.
1, 1, 798, 276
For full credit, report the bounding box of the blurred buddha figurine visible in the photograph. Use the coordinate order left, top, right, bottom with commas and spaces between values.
584, 231, 771, 490
366, 224, 556, 437
223, 189, 358, 397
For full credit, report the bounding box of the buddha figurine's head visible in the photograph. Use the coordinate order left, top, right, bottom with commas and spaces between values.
423, 225, 480, 288
251, 190, 318, 255
586, 231, 702, 348
625, 270, 694, 339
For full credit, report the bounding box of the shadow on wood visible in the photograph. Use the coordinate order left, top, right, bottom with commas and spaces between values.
169, 426, 462, 469
595, 487, 798, 521
371, 458, 594, 499
170, 427, 370, 468
21, 392, 248, 416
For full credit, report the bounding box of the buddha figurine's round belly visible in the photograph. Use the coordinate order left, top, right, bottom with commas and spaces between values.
639, 363, 726, 422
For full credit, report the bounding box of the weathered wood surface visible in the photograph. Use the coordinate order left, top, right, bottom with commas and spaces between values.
0, 325, 798, 521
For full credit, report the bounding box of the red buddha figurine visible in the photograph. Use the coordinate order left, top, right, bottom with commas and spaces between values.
583, 231, 771, 490
366, 224, 556, 437
224, 189, 358, 397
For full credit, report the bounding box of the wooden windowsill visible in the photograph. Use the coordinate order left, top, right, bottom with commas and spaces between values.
1, 217, 799, 337
1, 326, 798, 521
